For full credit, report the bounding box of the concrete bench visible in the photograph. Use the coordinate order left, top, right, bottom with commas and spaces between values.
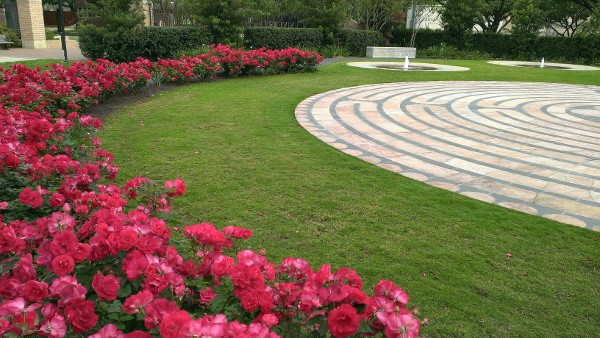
0, 35, 14, 49
366, 47, 416, 59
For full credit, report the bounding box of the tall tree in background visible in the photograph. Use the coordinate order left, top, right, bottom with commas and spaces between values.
348, 0, 403, 32
184, 0, 267, 45
299, 0, 348, 30
578, 2, 600, 34
474, 0, 514, 33
539, 0, 592, 36
510, 0, 545, 35
83, 0, 144, 30
297, 0, 349, 45
439, 0, 481, 40
571, 0, 599, 11
43, 0, 75, 11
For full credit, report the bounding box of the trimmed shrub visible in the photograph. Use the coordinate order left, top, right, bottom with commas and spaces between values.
338, 29, 383, 56
79, 25, 212, 62
45, 29, 56, 40
391, 29, 600, 65
390, 28, 447, 49
243, 27, 322, 50
0, 23, 21, 47
244, 27, 383, 56
470, 33, 600, 65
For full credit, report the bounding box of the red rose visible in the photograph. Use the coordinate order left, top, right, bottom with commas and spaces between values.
18, 187, 43, 208
125, 331, 153, 338
143, 272, 169, 295
64, 299, 98, 333
122, 250, 148, 280
159, 310, 192, 338
199, 287, 216, 305
238, 291, 259, 312
164, 178, 185, 197
122, 290, 154, 315
49, 193, 66, 208
210, 254, 234, 278
150, 218, 166, 235
50, 230, 78, 256
117, 228, 138, 251
72, 243, 90, 263
92, 271, 121, 301
4, 153, 20, 168
23, 281, 49, 302
51, 254, 74, 276
49, 276, 87, 307
262, 313, 279, 327
327, 304, 360, 338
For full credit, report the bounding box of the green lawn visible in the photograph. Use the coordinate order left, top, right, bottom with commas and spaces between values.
96, 60, 599, 337
0, 59, 73, 69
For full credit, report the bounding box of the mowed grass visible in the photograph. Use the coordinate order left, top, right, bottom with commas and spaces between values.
97, 60, 599, 337
0, 59, 73, 69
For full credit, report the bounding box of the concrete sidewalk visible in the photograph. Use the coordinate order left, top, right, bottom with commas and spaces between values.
0, 46, 86, 63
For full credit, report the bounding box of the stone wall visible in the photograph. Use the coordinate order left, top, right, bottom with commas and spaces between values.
17, 0, 46, 49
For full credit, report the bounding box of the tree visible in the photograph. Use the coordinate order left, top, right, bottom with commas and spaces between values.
571, 0, 599, 12
83, 0, 145, 30
348, 0, 403, 32
539, 0, 592, 36
510, 0, 544, 35
146, 0, 191, 26
474, 0, 514, 33
42, 0, 75, 12
299, 0, 349, 30
184, 0, 266, 45
439, 0, 482, 39
578, 2, 600, 34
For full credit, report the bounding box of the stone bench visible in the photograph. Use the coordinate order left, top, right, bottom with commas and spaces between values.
366, 47, 416, 59
0, 35, 14, 49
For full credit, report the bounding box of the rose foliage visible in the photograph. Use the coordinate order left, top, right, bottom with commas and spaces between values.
0, 45, 422, 337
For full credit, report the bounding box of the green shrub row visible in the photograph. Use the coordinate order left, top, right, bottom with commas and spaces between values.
79, 24, 378, 60
243, 27, 322, 50
391, 28, 600, 65
243, 27, 383, 56
79, 26, 212, 63
0, 23, 21, 47
338, 29, 384, 56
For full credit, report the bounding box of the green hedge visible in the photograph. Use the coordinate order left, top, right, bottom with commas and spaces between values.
390, 29, 600, 65
0, 23, 21, 47
243, 27, 322, 50
338, 30, 383, 56
79, 26, 212, 63
470, 33, 600, 64
244, 27, 383, 56
389, 28, 447, 49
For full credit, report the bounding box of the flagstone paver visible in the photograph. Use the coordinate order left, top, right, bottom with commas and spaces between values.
295, 81, 600, 231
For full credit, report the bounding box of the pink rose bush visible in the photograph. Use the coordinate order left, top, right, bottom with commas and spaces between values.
0, 45, 423, 337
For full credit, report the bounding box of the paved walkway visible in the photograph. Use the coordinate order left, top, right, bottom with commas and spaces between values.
295, 81, 600, 231
0, 46, 85, 62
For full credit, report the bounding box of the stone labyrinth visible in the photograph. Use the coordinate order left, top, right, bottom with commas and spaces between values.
295, 81, 600, 231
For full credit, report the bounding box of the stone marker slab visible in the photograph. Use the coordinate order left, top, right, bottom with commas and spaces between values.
366, 47, 416, 58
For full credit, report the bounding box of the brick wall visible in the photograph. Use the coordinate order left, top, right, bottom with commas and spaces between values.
17, 0, 47, 49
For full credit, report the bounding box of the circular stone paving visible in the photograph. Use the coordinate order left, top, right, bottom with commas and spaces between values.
488, 60, 600, 71
347, 61, 470, 72
295, 81, 600, 231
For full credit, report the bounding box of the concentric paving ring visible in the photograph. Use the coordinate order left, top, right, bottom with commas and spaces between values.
295, 81, 600, 231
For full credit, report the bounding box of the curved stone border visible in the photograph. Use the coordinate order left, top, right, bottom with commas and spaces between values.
347, 61, 470, 72
488, 60, 600, 71
295, 81, 600, 231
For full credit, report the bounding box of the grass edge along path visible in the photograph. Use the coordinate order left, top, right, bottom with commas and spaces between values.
98, 60, 599, 337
